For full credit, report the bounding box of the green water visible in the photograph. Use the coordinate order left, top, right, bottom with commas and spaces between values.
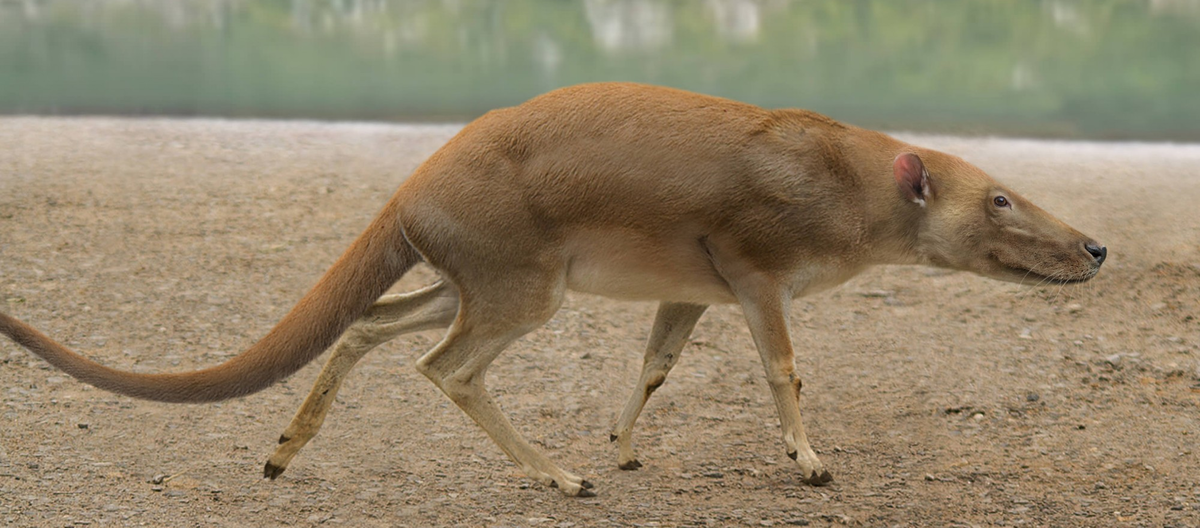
2, 0, 1198, 141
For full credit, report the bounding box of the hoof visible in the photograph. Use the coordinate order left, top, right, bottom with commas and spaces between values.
263, 461, 286, 480
802, 469, 833, 486
618, 459, 643, 470
609, 434, 618, 442
551, 479, 596, 497
278, 434, 290, 445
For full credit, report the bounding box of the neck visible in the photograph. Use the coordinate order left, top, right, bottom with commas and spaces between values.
841, 132, 927, 267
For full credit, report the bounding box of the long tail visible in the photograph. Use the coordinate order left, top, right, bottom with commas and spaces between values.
0, 201, 419, 403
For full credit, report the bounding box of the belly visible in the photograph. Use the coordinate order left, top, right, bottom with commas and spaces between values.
563, 230, 737, 304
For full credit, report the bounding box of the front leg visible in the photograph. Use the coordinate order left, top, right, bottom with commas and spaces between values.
610, 302, 707, 470
737, 287, 831, 485
700, 236, 831, 486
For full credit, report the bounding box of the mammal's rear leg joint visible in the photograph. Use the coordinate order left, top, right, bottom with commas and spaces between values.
265, 282, 458, 479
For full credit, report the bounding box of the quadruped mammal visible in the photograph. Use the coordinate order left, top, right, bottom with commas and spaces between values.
0, 83, 1105, 497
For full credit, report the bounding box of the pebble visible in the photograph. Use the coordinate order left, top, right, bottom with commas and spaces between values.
1026, 393, 1040, 402
858, 290, 894, 298
1067, 303, 1084, 314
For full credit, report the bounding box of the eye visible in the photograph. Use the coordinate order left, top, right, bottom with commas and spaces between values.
993, 196, 1010, 208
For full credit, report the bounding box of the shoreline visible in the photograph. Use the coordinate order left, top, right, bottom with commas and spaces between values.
5, 114, 1200, 150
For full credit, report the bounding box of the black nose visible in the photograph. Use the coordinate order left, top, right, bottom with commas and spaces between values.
1085, 243, 1107, 266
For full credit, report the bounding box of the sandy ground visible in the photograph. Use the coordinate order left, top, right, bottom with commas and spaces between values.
0, 117, 1198, 528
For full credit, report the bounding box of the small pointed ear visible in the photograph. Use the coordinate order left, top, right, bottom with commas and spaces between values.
893, 153, 931, 207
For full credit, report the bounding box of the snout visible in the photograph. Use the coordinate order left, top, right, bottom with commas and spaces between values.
1084, 241, 1107, 267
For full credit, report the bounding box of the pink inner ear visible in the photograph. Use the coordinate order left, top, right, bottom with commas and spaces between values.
893, 153, 927, 204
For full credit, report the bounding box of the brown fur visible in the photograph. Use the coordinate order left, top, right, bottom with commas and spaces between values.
0, 83, 1103, 496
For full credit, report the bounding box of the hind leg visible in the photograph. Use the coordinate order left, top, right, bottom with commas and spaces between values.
265, 281, 459, 479
414, 275, 596, 496
610, 302, 706, 469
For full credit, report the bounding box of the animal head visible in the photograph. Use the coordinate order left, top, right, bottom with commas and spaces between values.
894, 151, 1105, 284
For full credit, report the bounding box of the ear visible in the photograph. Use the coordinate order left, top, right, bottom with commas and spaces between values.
893, 153, 931, 207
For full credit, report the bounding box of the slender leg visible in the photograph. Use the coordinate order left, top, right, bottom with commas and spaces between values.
414, 276, 597, 496
698, 236, 830, 486
610, 302, 707, 469
737, 286, 831, 485
264, 281, 459, 479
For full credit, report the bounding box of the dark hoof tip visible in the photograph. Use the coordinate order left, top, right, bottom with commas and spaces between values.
618, 459, 643, 470
263, 462, 285, 480
278, 435, 290, 445
609, 434, 618, 443
787, 451, 798, 461
803, 470, 834, 486
577, 488, 597, 498
581, 480, 594, 489
549, 480, 559, 488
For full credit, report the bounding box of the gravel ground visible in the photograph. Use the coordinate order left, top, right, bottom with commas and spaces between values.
1, 117, 1198, 527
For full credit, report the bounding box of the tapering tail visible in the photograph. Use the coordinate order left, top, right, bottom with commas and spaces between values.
0, 204, 419, 403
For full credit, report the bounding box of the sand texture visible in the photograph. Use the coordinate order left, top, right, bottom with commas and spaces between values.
1, 117, 1198, 527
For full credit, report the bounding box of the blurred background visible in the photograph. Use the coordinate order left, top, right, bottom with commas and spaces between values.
2, 0, 1198, 141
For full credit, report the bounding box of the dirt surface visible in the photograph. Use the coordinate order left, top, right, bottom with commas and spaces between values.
1, 117, 1198, 527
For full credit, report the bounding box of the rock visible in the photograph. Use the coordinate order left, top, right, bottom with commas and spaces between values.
1067, 303, 1084, 314
1026, 393, 1040, 402
858, 290, 894, 298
